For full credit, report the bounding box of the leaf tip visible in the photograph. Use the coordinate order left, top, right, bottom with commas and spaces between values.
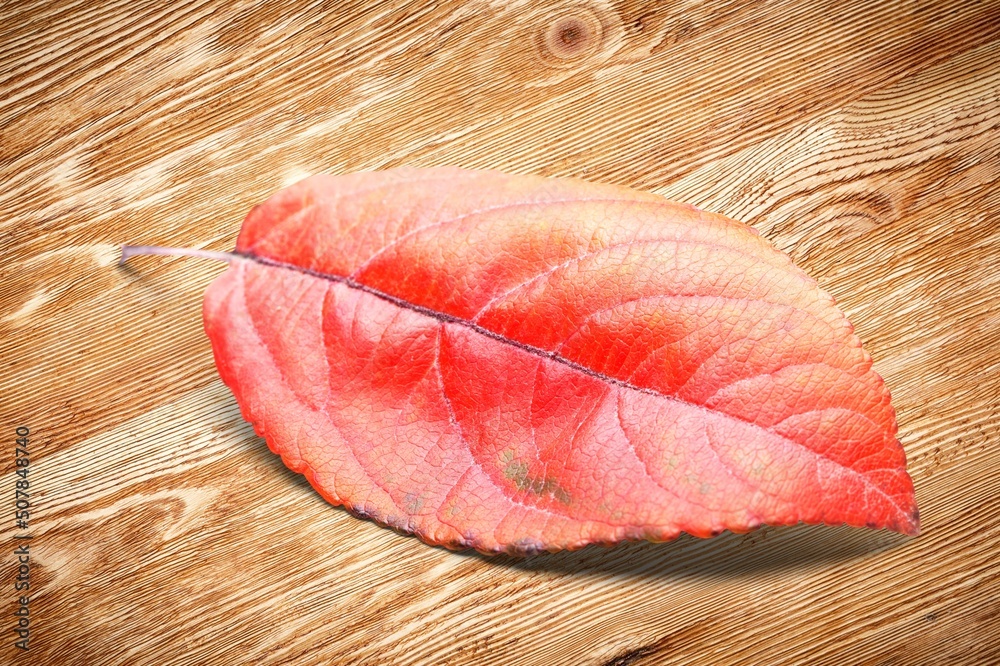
885, 504, 921, 536
904, 505, 921, 536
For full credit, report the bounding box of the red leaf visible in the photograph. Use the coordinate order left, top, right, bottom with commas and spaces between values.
199, 167, 918, 555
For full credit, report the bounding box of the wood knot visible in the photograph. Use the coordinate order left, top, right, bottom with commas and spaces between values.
536, 8, 605, 67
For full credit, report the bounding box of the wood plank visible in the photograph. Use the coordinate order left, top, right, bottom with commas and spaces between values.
2, 1, 998, 664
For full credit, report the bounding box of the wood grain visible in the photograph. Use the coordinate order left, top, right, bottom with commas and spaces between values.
2, 0, 998, 664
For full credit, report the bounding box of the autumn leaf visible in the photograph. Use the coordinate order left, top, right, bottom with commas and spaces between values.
124, 166, 919, 555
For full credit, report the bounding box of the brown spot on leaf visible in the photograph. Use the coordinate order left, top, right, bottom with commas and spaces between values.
503, 459, 572, 504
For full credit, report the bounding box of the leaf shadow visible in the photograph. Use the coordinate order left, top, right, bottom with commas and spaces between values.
476, 524, 914, 581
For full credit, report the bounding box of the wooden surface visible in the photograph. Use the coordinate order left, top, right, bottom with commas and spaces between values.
2, 0, 999, 664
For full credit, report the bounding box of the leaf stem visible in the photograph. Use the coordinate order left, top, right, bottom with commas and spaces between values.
119, 245, 237, 265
